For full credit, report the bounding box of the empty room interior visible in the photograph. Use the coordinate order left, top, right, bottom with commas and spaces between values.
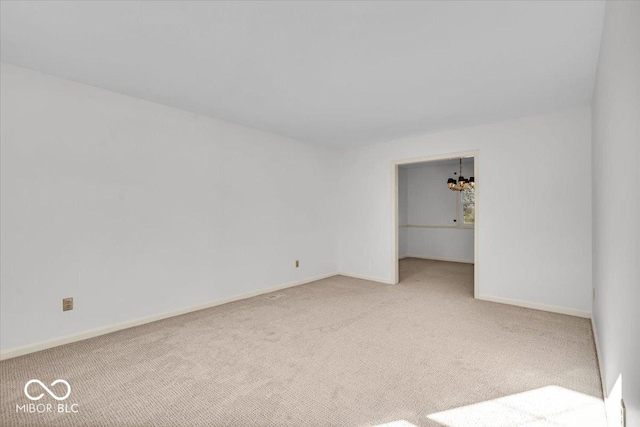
0, 1, 638, 427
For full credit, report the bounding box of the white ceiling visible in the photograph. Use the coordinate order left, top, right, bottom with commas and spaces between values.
0, 1, 605, 147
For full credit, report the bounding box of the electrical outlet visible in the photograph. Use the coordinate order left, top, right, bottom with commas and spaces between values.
295, 260, 299, 268
62, 297, 73, 312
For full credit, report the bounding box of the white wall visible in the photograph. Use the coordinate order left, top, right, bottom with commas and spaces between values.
0, 64, 339, 352
406, 228, 473, 263
339, 107, 592, 313
591, 1, 640, 425
399, 161, 474, 263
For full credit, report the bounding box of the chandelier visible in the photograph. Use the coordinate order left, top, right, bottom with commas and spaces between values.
447, 158, 474, 191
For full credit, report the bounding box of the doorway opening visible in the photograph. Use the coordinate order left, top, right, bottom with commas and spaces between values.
392, 150, 479, 298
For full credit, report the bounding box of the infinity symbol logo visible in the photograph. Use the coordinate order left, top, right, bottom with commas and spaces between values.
24, 379, 71, 401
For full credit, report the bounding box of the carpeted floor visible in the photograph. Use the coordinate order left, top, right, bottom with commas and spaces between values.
1, 259, 604, 426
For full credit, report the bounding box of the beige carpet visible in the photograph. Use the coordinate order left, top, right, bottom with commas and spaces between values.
1, 259, 604, 426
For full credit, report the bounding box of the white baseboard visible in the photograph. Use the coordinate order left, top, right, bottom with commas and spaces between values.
336, 272, 396, 285
399, 255, 474, 264
592, 316, 622, 427
591, 317, 608, 399
477, 294, 591, 318
0, 272, 338, 361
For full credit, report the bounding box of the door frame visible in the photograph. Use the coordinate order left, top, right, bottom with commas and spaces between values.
392, 149, 479, 298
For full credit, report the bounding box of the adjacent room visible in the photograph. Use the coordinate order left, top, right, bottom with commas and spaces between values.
398, 157, 476, 263
0, 1, 638, 426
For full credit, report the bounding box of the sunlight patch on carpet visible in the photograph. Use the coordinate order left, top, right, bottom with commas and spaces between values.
426, 385, 606, 427
373, 420, 419, 427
